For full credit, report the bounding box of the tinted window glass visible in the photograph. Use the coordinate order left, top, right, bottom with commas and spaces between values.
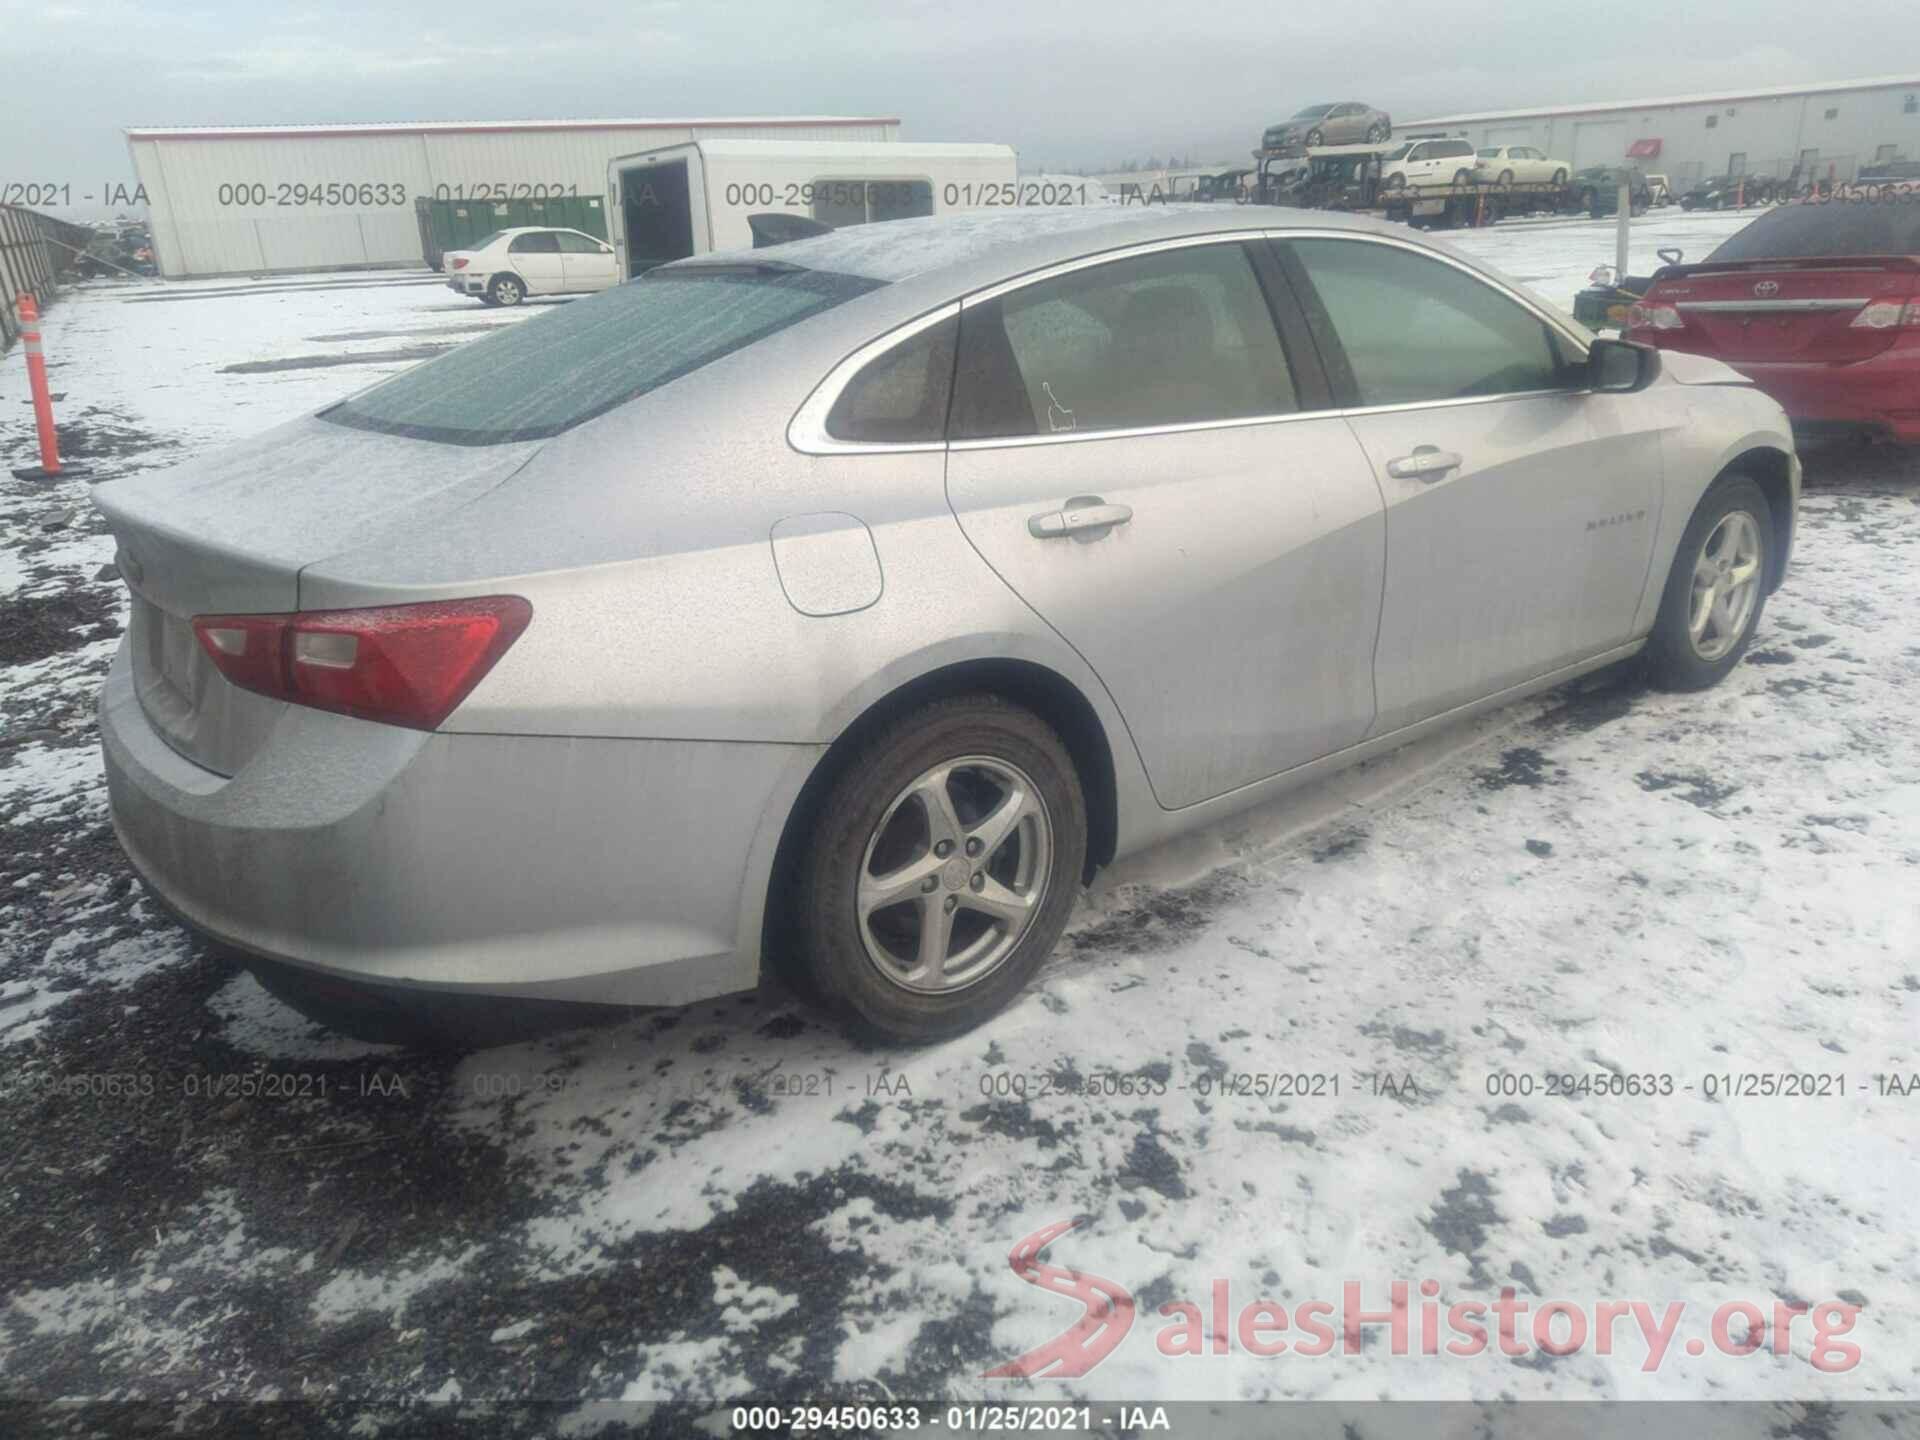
554, 231, 605, 254
1708, 202, 1920, 259
826, 315, 957, 443
1289, 238, 1568, 405
951, 243, 1296, 440
810, 179, 936, 226
324, 266, 883, 446
870, 180, 935, 222
510, 232, 560, 254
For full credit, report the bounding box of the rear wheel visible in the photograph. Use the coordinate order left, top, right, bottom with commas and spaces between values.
1644, 475, 1773, 690
798, 695, 1086, 1043
487, 273, 524, 307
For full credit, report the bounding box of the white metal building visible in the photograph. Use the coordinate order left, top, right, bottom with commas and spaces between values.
1401, 74, 1920, 187
125, 116, 900, 279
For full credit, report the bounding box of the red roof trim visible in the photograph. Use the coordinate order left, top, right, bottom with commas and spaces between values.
126, 117, 901, 143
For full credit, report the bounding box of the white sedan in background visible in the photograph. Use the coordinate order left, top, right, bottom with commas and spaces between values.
1473, 145, 1571, 186
445, 227, 620, 307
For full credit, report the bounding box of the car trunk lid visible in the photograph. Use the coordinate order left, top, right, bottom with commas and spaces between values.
1647, 256, 1918, 363
93, 416, 541, 775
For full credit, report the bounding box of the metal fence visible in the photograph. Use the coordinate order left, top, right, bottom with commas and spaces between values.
1, 204, 88, 350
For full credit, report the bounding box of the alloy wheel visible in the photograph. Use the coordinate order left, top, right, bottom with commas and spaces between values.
856, 756, 1052, 994
1688, 510, 1762, 661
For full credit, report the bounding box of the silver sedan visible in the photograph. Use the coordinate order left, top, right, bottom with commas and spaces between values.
94, 207, 1799, 1043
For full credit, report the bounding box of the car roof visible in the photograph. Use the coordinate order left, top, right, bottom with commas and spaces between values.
674, 203, 1411, 290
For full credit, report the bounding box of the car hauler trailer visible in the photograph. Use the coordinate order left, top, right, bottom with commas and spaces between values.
606, 139, 1019, 276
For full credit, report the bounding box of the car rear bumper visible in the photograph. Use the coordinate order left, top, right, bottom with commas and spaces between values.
1704, 341, 1920, 443
100, 642, 814, 1016
447, 272, 487, 295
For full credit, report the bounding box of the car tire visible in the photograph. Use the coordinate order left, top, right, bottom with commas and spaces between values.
487, 273, 524, 307
1552, 168, 1568, 185
1456, 169, 1476, 187
798, 693, 1087, 1043
1643, 474, 1774, 691
1366, 124, 1387, 143
1497, 169, 1515, 188
1305, 129, 1324, 147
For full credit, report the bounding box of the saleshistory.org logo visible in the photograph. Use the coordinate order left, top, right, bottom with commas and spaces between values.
983, 1220, 1864, 1377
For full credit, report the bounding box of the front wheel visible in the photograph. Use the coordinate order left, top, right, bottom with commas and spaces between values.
487, 273, 524, 306
1366, 124, 1387, 143
1644, 475, 1774, 690
1497, 169, 1515, 188
1552, 168, 1568, 185
1305, 129, 1323, 147
798, 694, 1087, 1042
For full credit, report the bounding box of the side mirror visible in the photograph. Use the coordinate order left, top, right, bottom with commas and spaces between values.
1588, 337, 1657, 393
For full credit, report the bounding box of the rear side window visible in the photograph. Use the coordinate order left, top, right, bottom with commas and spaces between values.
1287, 238, 1569, 406
1708, 202, 1920, 259
510, 232, 560, 254
826, 315, 957, 443
324, 266, 884, 445
554, 231, 606, 254
950, 243, 1297, 440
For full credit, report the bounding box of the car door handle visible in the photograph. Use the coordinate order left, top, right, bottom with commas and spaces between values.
1386, 447, 1464, 482
1028, 498, 1134, 539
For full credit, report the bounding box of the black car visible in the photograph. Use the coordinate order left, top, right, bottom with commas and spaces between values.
1678, 174, 1774, 210
1568, 167, 1651, 218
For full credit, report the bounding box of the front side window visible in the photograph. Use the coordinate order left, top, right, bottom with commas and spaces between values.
509, 232, 560, 254
1286, 238, 1570, 407
324, 265, 883, 445
950, 242, 1297, 440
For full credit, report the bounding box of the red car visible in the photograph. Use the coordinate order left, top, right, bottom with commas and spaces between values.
1625, 197, 1920, 442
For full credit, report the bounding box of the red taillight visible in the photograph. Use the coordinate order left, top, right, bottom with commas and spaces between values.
1626, 302, 1684, 331
1849, 300, 1920, 329
192, 597, 531, 731
450, 256, 469, 269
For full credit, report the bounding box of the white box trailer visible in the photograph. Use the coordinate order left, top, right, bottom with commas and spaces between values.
606, 139, 1019, 276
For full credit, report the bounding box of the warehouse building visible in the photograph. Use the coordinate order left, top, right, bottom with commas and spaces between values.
126, 116, 899, 279
1401, 73, 1920, 187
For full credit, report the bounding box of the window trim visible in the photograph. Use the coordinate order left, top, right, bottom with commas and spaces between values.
786, 228, 1596, 456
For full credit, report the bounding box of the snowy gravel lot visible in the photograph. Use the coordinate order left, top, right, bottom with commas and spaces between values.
2, 212, 1917, 1429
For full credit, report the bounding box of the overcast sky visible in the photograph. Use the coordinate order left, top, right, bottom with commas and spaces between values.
3, 0, 1914, 214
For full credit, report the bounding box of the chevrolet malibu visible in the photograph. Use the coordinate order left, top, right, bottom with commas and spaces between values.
95, 207, 1799, 1044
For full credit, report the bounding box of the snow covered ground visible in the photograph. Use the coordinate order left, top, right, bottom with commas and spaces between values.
2, 212, 1917, 1429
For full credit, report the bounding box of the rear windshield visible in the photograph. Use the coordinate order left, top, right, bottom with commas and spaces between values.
322, 266, 883, 446
1708, 201, 1920, 261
